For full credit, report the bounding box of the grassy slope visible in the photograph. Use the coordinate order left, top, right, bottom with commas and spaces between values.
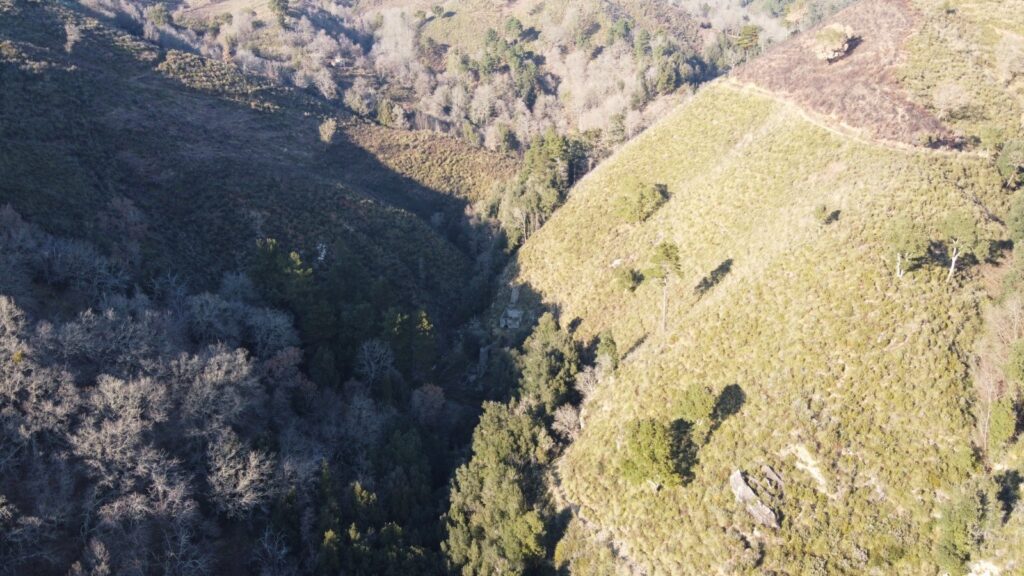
898, 0, 1024, 149
510, 1, 1021, 573
0, 0, 514, 319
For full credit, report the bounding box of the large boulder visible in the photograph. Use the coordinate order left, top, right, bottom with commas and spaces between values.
813, 23, 857, 62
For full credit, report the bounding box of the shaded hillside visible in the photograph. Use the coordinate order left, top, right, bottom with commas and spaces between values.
0, 0, 515, 322
497, 0, 1024, 573
0, 4, 527, 576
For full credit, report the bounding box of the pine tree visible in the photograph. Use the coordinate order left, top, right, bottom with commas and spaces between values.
889, 217, 926, 279
519, 313, 580, 415
646, 242, 682, 332
940, 210, 987, 282
621, 419, 684, 488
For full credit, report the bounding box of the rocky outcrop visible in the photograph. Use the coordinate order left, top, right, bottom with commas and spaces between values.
729, 469, 780, 529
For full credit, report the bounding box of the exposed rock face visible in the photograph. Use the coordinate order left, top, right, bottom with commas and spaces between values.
729, 469, 779, 529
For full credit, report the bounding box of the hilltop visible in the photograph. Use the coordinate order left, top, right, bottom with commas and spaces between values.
499, 0, 1024, 573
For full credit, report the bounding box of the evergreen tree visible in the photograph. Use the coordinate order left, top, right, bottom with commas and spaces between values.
616, 182, 668, 223
519, 313, 580, 415
443, 402, 552, 575
621, 419, 686, 488
940, 210, 987, 282
596, 330, 619, 370
888, 217, 926, 279
269, 0, 288, 23
646, 241, 682, 332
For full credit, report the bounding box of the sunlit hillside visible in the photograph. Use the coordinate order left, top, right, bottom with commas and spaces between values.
508, 0, 1024, 572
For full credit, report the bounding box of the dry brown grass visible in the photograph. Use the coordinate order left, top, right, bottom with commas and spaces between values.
733, 0, 957, 148
345, 122, 518, 204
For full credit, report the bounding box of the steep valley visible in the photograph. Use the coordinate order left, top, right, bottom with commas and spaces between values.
2, 0, 1024, 575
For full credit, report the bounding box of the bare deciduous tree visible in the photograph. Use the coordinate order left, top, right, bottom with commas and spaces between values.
552, 404, 581, 440
344, 77, 378, 116
244, 308, 299, 359
171, 345, 262, 435
64, 22, 83, 54
356, 339, 394, 384
972, 294, 1024, 457
71, 375, 169, 489
187, 293, 243, 347
940, 210, 986, 282
69, 539, 112, 576
573, 365, 599, 400
410, 384, 445, 426
207, 431, 275, 519
253, 528, 296, 576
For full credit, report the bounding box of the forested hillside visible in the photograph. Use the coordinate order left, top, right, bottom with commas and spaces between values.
1, 1, 518, 574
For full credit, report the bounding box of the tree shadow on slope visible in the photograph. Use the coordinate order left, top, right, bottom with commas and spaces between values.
694, 258, 733, 297
670, 418, 700, 485
710, 383, 746, 436
996, 470, 1022, 523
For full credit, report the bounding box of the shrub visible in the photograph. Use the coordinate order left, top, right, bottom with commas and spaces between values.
997, 140, 1024, 189
616, 183, 668, 223
319, 117, 337, 145
614, 266, 642, 292
621, 419, 684, 487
